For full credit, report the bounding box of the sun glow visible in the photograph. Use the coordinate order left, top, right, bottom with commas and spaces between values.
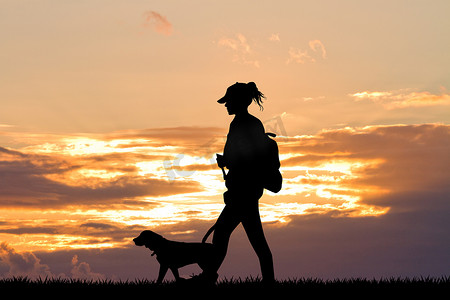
136, 161, 166, 178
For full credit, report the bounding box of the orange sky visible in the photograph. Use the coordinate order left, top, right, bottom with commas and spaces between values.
1, 0, 449, 280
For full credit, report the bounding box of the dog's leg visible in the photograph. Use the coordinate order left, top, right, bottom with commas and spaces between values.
157, 265, 168, 284
171, 267, 181, 281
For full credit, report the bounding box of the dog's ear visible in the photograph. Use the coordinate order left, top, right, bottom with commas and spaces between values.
142, 230, 165, 244
148, 231, 165, 243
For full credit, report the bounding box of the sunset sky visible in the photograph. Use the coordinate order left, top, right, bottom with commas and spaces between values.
1, 0, 449, 280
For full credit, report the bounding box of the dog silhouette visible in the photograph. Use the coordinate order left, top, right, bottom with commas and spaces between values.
133, 230, 214, 283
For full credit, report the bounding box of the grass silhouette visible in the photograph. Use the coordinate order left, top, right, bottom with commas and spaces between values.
1, 276, 448, 297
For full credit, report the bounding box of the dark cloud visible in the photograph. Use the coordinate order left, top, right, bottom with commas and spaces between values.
0, 146, 202, 208
0, 219, 146, 248
0, 243, 107, 280
280, 124, 450, 192
0, 242, 53, 278
80, 222, 119, 230
70, 254, 105, 280
0, 226, 58, 235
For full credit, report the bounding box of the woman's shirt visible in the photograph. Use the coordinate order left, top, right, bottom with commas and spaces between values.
223, 113, 266, 175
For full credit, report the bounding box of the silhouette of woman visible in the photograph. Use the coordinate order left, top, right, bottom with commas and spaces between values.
206, 82, 275, 283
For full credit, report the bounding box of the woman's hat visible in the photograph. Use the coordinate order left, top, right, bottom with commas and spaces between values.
217, 82, 248, 103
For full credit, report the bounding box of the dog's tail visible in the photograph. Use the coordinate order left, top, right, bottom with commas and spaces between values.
202, 223, 216, 243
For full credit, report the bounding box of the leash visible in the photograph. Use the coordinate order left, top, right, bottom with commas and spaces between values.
201, 223, 216, 243
201, 154, 226, 243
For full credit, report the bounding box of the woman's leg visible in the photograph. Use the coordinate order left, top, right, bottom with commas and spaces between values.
210, 204, 241, 273
241, 204, 275, 283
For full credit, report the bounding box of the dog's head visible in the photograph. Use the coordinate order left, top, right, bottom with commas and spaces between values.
133, 230, 165, 251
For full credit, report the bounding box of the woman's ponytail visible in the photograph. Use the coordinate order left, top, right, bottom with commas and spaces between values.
247, 82, 265, 110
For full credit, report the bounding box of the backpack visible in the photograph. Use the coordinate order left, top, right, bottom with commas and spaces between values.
261, 132, 282, 193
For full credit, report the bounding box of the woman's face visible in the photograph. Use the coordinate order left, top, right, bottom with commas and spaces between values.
225, 99, 237, 115
225, 98, 247, 115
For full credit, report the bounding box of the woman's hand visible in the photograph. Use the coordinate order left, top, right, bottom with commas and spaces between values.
216, 154, 226, 168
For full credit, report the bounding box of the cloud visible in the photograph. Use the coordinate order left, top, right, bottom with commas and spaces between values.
70, 255, 105, 280
281, 124, 450, 195
218, 33, 250, 52
286, 47, 314, 64
309, 40, 327, 59
0, 243, 107, 280
217, 35, 327, 67
2, 124, 449, 266
0, 155, 199, 208
142, 11, 173, 36
0, 242, 54, 278
0, 126, 227, 251
287, 39, 327, 64
4, 123, 449, 215
217, 33, 260, 67
350, 88, 450, 109
1, 124, 450, 279
269, 33, 280, 42
0, 138, 203, 209
266, 124, 450, 278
